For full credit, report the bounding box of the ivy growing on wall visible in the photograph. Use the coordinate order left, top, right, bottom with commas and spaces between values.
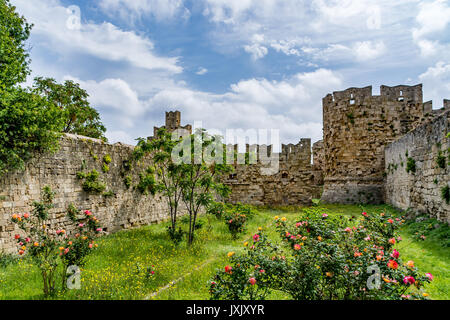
406, 157, 416, 174
442, 185, 450, 205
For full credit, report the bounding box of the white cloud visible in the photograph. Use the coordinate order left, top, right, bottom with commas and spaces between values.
418, 62, 450, 107
412, 0, 450, 57
244, 44, 268, 60
64, 77, 145, 117
145, 69, 343, 143
196, 67, 208, 75
353, 41, 386, 61
12, 0, 182, 73
98, 0, 189, 22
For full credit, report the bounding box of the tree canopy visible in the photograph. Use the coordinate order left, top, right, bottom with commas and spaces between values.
0, 0, 32, 89
33, 77, 107, 140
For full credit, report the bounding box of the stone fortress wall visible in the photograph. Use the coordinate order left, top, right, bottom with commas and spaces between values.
319, 84, 447, 205
1, 84, 449, 253
385, 111, 450, 223
0, 134, 170, 253
225, 139, 322, 206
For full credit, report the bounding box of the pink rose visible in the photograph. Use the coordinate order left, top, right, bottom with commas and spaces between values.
391, 249, 400, 259
249, 278, 257, 286
403, 276, 415, 285
322, 213, 328, 218
425, 273, 433, 281
253, 234, 260, 242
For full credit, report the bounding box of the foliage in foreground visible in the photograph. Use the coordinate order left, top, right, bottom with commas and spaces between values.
11, 187, 102, 296
210, 208, 434, 300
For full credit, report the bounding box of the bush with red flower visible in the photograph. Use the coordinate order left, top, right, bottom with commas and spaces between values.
224, 212, 248, 239
11, 187, 102, 296
222, 203, 255, 239
210, 208, 433, 300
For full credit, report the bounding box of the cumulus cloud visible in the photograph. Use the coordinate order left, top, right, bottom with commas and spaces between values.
353, 41, 386, 61
418, 62, 450, 107
12, 0, 182, 73
145, 69, 343, 144
412, 0, 450, 57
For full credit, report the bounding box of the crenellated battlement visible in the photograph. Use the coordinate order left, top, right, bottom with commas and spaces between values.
321, 83, 449, 205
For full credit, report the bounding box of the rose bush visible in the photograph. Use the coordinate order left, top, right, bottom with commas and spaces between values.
11, 187, 102, 296
210, 208, 433, 300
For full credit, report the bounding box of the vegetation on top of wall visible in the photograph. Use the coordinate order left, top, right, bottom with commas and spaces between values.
406, 157, 416, 174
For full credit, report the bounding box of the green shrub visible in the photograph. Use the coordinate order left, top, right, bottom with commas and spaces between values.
166, 226, 184, 245
224, 211, 248, 239
206, 201, 227, 218
82, 170, 106, 193
136, 167, 156, 195
0, 251, 19, 269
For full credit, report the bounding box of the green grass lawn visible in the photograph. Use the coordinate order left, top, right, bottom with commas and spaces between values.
0, 204, 448, 300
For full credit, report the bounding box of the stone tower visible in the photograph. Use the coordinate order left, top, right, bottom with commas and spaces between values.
165, 111, 181, 131
152, 110, 192, 139
320, 84, 430, 204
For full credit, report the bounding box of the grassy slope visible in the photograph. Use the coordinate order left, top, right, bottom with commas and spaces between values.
0, 205, 448, 300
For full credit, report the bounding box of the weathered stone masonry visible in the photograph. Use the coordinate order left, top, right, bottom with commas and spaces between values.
225, 139, 322, 206
385, 111, 450, 223
0, 134, 169, 253
320, 84, 443, 205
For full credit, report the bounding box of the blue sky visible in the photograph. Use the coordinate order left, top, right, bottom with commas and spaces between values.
11, 0, 450, 145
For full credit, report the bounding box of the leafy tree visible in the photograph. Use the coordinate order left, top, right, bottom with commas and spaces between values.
32, 77, 107, 140
0, 0, 32, 89
134, 128, 184, 241
0, 88, 65, 175
0, 2, 65, 176
179, 129, 232, 245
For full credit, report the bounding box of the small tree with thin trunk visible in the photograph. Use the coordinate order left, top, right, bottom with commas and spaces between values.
178, 129, 232, 245
134, 128, 184, 242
